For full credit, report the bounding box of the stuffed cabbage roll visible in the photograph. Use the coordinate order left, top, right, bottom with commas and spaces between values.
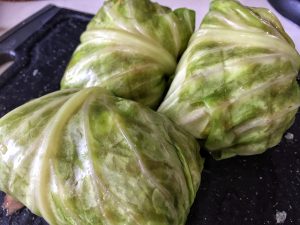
0, 87, 203, 225
61, 0, 195, 108
158, 0, 300, 159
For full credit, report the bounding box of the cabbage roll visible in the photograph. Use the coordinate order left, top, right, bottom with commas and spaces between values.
0, 87, 203, 225
159, 0, 300, 159
61, 0, 195, 108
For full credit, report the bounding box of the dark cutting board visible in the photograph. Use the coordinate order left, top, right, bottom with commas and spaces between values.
0, 5, 300, 225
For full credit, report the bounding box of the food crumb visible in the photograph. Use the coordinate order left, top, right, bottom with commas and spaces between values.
284, 132, 294, 140
275, 211, 287, 224
33, 69, 39, 77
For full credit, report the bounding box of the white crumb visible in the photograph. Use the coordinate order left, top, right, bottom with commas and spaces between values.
284, 132, 294, 140
33, 69, 39, 76
275, 211, 287, 224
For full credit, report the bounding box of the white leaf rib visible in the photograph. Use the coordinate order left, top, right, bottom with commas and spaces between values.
28, 88, 95, 225
191, 28, 300, 70
127, 1, 153, 42
104, 4, 136, 33
98, 63, 159, 84
234, 103, 300, 135
184, 9, 194, 34
209, 11, 262, 32
81, 29, 176, 74
213, 72, 296, 111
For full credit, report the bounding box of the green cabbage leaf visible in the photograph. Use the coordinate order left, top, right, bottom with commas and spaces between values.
158, 0, 300, 159
0, 87, 203, 225
61, 0, 195, 108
